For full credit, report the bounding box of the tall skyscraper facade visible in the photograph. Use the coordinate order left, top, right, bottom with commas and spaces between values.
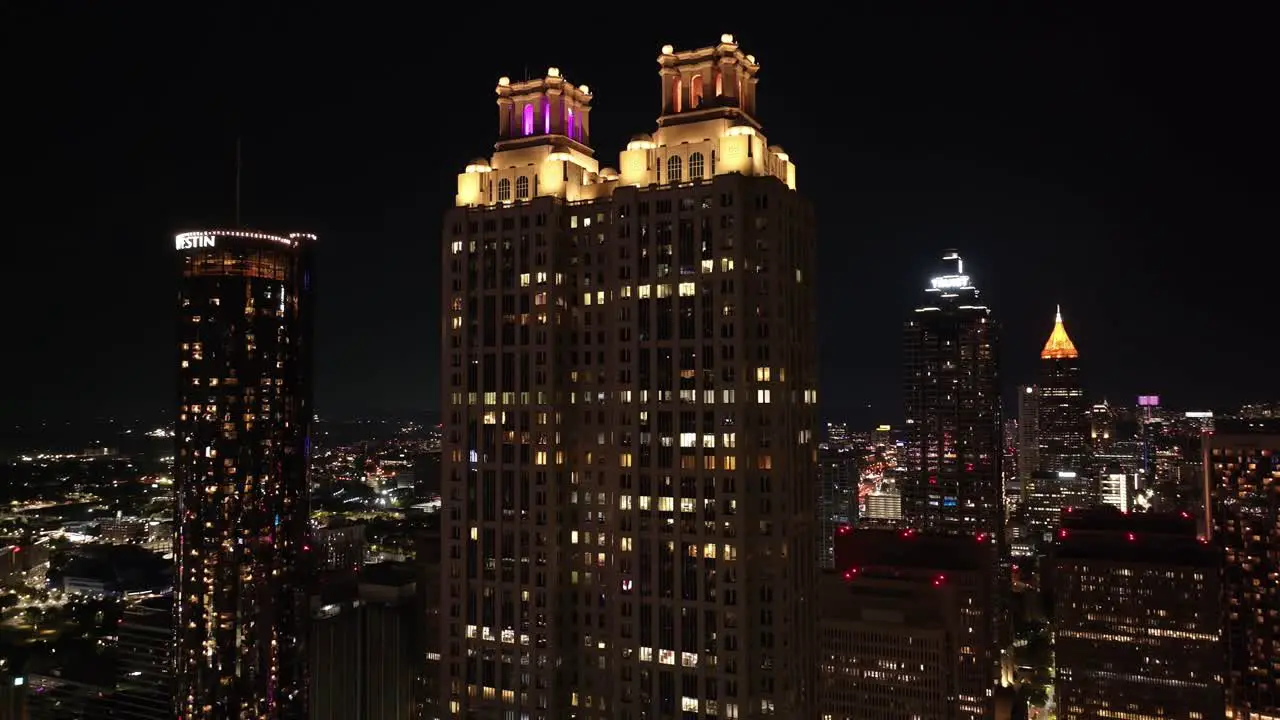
1015, 384, 1038, 484
1036, 306, 1087, 474
440, 37, 818, 719
902, 250, 1002, 535
174, 229, 315, 719
1203, 420, 1280, 718
817, 448, 856, 568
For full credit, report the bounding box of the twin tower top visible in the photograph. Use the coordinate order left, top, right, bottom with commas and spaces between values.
456, 35, 796, 207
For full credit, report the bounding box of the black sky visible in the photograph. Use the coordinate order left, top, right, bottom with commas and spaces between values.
5, 4, 1276, 427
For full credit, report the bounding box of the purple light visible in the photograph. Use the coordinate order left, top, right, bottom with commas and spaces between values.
522, 104, 534, 136
567, 108, 575, 140
543, 102, 550, 134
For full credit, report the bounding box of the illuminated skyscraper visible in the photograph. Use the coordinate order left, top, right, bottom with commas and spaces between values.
440, 36, 818, 719
902, 250, 1002, 535
174, 229, 315, 719
1037, 306, 1087, 474
901, 251, 1006, 696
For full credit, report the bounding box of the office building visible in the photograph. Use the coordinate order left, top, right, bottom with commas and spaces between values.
1203, 420, 1280, 718
822, 528, 999, 719
1016, 385, 1038, 486
1088, 400, 1114, 454
902, 250, 1002, 535
817, 449, 856, 568
1037, 307, 1087, 474
310, 564, 419, 720
174, 229, 316, 719
111, 596, 174, 720
440, 37, 817, 718
862, 484, 902, 524
1053, 509, 1222, 719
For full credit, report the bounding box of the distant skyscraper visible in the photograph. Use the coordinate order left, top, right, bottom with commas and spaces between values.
440, 37, 817, 719
817, 449, 856, 567
1016, 385, 1039, 483
174, 229, 315, 719
902, 250, 1002, 535
1203, 420, 1280, 718
1088, 400, 1114, 453
1037, 306, 1087, 474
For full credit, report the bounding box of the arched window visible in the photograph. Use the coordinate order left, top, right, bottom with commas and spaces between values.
667, 156, 683, 183
691, 75, 704, 108
688, 152, 705, 180
672, 77, 682, 113
516, 176, 529, 199
522, 104, 535, 136
715, 70, 723, 96
498, 178, 511, 202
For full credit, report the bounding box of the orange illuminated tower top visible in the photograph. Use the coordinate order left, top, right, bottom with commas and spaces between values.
1041, 305, 1079, 359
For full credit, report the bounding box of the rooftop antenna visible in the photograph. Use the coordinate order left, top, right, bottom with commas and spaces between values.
234, 136, 242, 227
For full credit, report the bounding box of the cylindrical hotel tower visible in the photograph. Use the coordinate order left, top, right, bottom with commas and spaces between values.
173, 229, 315, 719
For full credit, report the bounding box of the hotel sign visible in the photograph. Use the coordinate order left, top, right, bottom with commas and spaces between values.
176, 234, 216, 250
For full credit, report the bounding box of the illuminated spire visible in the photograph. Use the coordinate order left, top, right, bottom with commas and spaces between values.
1040, 304, 1079, 359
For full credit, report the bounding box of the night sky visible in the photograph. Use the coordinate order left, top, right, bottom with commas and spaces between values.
6, 5, 1276, 427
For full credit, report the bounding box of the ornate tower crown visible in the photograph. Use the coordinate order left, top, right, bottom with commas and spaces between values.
1041, 305, 1080, 359
494, 68, 594, 153
657, 34, 760, 128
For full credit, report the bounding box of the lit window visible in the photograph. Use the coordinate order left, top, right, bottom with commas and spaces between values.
516, 176, 530, 199
498, 178, 511, 202
689, 152, 705, 180
667, 156, 683, 183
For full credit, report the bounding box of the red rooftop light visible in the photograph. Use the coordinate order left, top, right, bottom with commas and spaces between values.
1126, 532, 1136, 542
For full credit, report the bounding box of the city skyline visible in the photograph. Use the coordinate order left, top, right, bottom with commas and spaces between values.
7, 8, 1278, 426
2, 11, 1276, 718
